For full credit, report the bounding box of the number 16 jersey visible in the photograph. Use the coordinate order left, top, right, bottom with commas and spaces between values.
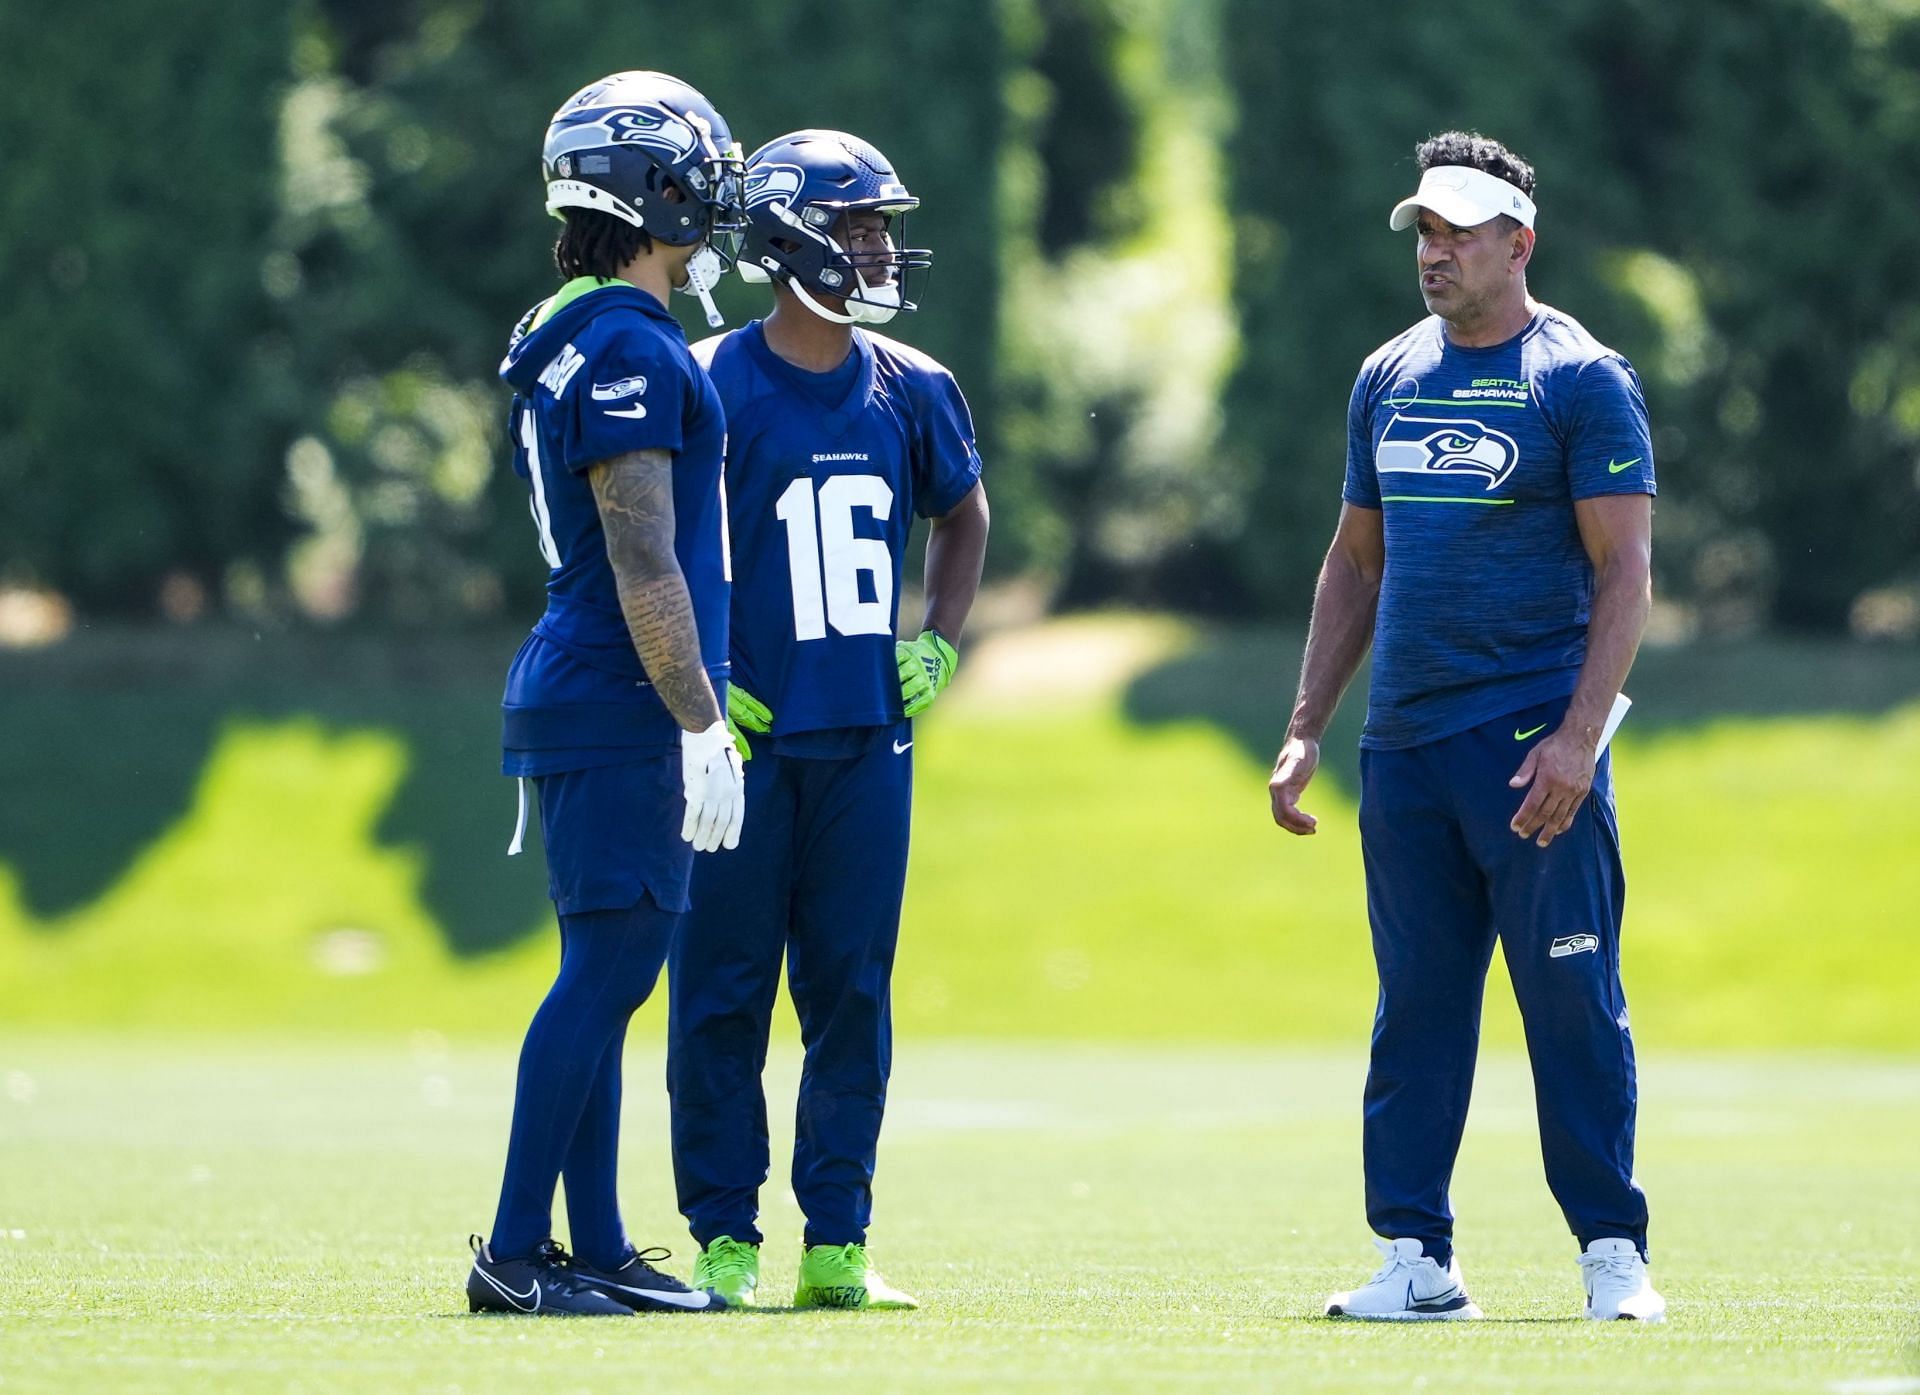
695, 321, 982, 742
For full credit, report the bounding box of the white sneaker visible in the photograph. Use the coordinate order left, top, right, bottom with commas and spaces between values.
1579, 1238, 1666, 1321
1324, 1237, 1483, 1320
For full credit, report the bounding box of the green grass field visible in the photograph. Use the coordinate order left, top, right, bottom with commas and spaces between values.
1, 618, 1916, 1390
2, 1036, 1916, 1394
2, 617, 1918, 1047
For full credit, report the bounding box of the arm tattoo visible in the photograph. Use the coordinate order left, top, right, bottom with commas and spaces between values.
589, 449, 722, 732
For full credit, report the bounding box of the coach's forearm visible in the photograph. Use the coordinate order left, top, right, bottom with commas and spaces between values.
590, 450, 723, 734
920, 482, 990, 643
1563, 557, 1650, 747
1287, 552, 1380, 744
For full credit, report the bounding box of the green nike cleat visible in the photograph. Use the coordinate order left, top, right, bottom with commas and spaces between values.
793, 1243, 919, 1311
690, 1236, 760, 1308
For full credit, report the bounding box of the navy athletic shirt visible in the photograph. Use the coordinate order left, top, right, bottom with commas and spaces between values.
1343, 305, 1656, 750
497, 278, 732, 774
695, 321, 982, 756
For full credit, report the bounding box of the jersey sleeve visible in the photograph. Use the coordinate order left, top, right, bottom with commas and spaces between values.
912, 369, 985, 519
560, 331, 687, 475
1565, 355, 1657, 498
1342, 365, 1382, 509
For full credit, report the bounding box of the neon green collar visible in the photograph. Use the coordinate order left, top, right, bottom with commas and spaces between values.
531, 276, 620, 331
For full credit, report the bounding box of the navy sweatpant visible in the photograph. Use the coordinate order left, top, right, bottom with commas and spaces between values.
667, 726, 912, 1249
1358, 696, 1649, 1258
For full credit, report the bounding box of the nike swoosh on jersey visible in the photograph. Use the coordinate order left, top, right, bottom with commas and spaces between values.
892, 739, 913, 754
1607, 457, 1642, 473
603, 403, 648, 420
1514, 723, 1547, 741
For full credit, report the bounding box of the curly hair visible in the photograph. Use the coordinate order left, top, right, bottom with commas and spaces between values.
553, 208, 653, 281
1414, 130, 1537, 198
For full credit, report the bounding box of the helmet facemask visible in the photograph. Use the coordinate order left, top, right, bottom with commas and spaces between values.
822, 209, 931, 325
668, 119, 747, 326
746, 202, 932, 326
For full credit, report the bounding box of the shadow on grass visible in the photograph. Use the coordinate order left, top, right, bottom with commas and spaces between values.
8, 624, 1919, 948
0, 625, 550, 952
1123, 625, 1920, 804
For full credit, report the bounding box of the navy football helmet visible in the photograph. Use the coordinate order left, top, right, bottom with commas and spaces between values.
542, 71, 747, 324
738, 130, 932, 325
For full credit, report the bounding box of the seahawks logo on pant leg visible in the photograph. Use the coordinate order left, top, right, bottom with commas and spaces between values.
1550, 934, 1600, 958
1376, 414, 1520, 492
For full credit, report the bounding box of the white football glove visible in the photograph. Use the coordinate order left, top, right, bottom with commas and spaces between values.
680, 720, 745, 852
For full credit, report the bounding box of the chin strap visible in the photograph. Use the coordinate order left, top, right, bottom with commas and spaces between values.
680, 246, 727, 327
789, 278, 859, 325
788, 269, 901, 326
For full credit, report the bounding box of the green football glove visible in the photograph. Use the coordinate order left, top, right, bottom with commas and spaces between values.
896, 629, 958, 718
726, 683, 773, 761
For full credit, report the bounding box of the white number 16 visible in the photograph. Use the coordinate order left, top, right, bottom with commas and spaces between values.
774, 474, 894, 641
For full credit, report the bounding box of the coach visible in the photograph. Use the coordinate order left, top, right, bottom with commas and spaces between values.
1267, 132, 1665, 1323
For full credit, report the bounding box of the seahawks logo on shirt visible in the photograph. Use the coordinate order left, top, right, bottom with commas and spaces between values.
591, 376, 647, 401
1376, 413, 1520, 492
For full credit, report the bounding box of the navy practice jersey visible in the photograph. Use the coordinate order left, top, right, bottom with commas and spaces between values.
1343, 305, 1656, 750
497, 278, 732, 772
695, 321, 981, 747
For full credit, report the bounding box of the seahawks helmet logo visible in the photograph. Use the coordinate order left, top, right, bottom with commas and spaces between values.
604, 107, 698, 159
743, 163, 805, 209
1376, 414, 1520, 492
546, 103, 700, 166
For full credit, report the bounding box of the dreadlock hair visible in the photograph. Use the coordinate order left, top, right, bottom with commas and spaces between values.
1415, 131, 1537, 232
554, 207, 653, 280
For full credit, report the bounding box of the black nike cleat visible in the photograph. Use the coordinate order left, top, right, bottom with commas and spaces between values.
548, 1240, 724, 1313
466, 1234, 632, 1316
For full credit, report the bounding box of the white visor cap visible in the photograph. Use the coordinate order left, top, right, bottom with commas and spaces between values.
1389, 165, 1536, 232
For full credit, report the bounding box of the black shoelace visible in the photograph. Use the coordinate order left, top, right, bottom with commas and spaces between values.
538, 1238, 676, 1277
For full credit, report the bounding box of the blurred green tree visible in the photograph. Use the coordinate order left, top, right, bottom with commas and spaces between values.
271, 0, 1003, 624
1216, 0, 1920, 633
0, 1, 298, 613
3, 0, 1917, 635
994, 0, 1242, 605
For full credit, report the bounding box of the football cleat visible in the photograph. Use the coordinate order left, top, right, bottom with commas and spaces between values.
545, 1240, 723, 1313
1579, 1238, 1667, 1322
691, 1235, 761, 1308
793, 1242, 919, 1311
465, 1235, 631, 1316
1324, 1237, 1483, 1321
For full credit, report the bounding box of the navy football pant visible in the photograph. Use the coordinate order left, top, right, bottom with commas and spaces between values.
488, 900, 672, 1265
489, 758, 689, 1267
668, 732, 912, 1249
1358, 696, 1649, 1260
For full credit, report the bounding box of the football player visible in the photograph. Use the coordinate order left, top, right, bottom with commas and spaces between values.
467, 71, 747, 1317
665, 130, 990, 1310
